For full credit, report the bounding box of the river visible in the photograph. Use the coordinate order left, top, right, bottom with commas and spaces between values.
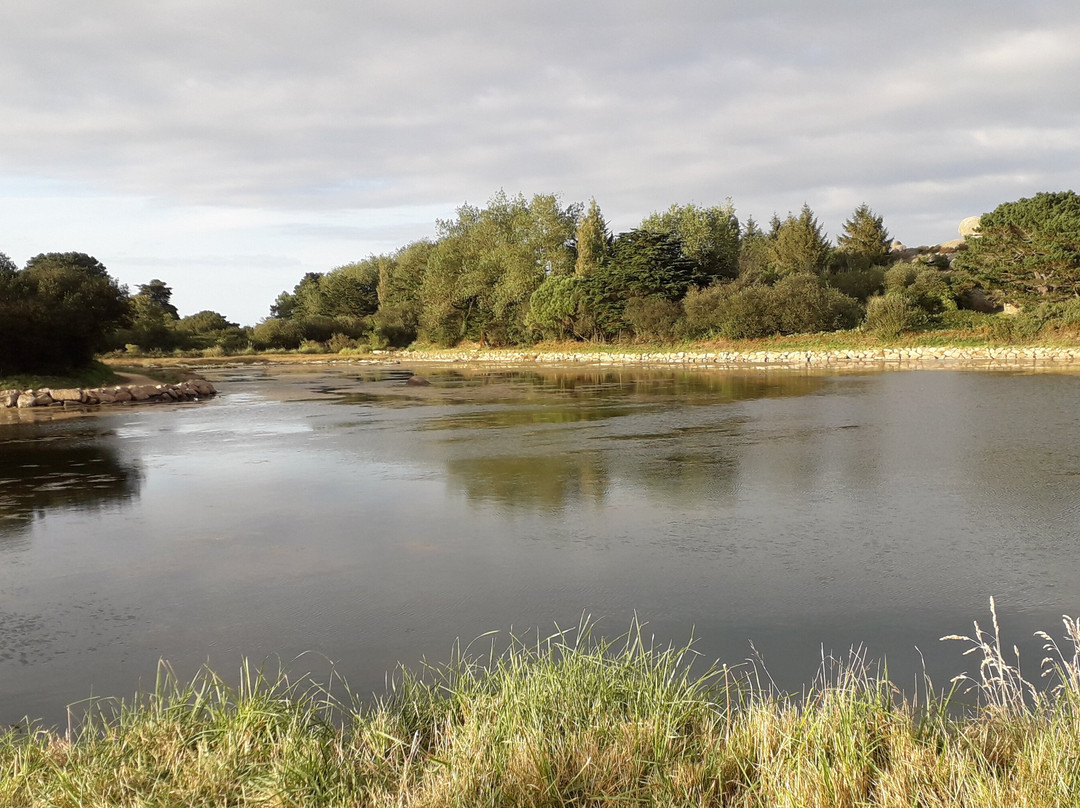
2, 364, 1079, 726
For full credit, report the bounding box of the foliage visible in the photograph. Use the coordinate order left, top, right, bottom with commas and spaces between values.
609, 228, 698, 300
640, 201, 740, 283
251, 318, 303, 351
768, 204, 832, 276
836, 203, 891, 264
527, 275, 585, 340
864, 294, 926, 337
953, 190, 1080, 303
0, 252, 131, 373
623, 295, 682, 341
574, 198, 612, 277
418, 192, 577, 345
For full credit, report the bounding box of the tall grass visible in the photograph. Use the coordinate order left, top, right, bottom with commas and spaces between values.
2, 607, 1079, 806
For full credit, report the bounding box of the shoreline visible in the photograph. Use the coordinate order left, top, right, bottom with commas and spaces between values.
391, 343, 1080, 370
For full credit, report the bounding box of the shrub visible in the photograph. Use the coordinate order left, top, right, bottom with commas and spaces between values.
624, 295, 682, 341
864, 294, 926, 337
327, 333, 358, 352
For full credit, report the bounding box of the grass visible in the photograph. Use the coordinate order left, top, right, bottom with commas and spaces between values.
0, 360, 120, 392
2, 605, 1079, 807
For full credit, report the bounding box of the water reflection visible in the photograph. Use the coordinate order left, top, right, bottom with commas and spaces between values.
2, 365, 1079, 730
446, 452, 609, 512
0, 423, 142, 541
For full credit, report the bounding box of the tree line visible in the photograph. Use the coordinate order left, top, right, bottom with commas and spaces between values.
3, 191, 1079, 374
257, 190, 1080, 351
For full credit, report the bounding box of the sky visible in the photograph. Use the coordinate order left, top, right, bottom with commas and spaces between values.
2, 1, 1079, 326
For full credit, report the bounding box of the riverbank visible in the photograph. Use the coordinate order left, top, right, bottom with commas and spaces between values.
2, 613, 1077, 807
105, 338, 1080, 373
398, 342, 1080, 369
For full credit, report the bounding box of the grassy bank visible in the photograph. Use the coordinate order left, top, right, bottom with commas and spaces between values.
3, 607, 1079, 807
0, 361, 197, 392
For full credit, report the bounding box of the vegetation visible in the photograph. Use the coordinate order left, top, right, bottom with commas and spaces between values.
4, 191, 1080, 374
954, 191, 1080, 303
0, 252, 130, 374
1, 606, 1078, 807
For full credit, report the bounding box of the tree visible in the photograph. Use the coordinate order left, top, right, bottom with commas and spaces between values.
418, 192, 577, 345
836, 204, 891, 265
1, 252, 130, 372
769, 204, 831, 276
952, 191, 1080, 303
125, 279, 181, 351
574, 198, 612, 277
608, 229, 697, 301
640, 201, 740, 283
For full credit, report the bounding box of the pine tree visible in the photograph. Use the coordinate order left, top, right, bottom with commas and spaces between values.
837, 204, 891, 264
769, 204, 831, 276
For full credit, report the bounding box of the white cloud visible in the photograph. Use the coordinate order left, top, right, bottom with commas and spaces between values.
2, 0, 1079, 323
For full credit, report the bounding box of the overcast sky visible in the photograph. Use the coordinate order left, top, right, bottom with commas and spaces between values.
3, 1, 1079, 325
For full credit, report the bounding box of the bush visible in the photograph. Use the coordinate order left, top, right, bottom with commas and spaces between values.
864, 294, 926, 337
252, 318, 303, 351
297, 340, 326, 354
681, 284, 732, 338
327, 333, 358, 352
623, 295, 682, 341
823, 265, 885, 302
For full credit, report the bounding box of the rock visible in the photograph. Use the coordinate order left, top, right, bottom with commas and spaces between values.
16, 393, 36, 408
889, 240, 907, 253
959, 216, 982, 238
50, 388, 85, 403
405, 375, 431, 386
113, 389, 133, 402
937, 238, 966, 252
33, 394, 55, 407
128, 385, 154, 401
1, 391, 17, 408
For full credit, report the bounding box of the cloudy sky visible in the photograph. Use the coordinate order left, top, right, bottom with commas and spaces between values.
2, 1, 1078, 325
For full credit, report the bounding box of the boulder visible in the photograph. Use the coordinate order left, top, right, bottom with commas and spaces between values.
128, 385, 154, 401
113, 389, 134, 402
16, 393, 36, 408
959, 216, 982, 237
50, 388, 85, 403
1, 391, 17, 408
937, 238, 966, 252
405, 375, 431, 387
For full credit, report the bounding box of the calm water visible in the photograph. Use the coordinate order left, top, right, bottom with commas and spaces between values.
2, 365, 1079, 726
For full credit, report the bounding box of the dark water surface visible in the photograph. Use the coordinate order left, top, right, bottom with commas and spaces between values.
2, 365, 1079, 726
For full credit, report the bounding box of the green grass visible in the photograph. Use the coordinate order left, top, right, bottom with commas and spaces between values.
0, 361, 120, 392
2, 605, 1079, 807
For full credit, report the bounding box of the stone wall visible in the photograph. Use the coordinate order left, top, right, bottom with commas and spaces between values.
1, 379, 217, 410
397, 345, 1080, 369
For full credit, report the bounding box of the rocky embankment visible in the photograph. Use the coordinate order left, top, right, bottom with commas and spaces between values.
402, 345, 1080, 368
1, 379, 217, 410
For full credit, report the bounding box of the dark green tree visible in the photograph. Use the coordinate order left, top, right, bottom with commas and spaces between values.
608, 229, 697, 300
1, 252, 130, 372
952, 191, 1080, 302
124, 279, 182, 350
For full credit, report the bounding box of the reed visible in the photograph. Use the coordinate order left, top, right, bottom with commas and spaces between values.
2, 607, 1079, 807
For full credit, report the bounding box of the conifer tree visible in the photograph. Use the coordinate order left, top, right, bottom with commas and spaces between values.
574, 198, 612, 277
769, 204, 831, 276
837, 204, 891, 264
